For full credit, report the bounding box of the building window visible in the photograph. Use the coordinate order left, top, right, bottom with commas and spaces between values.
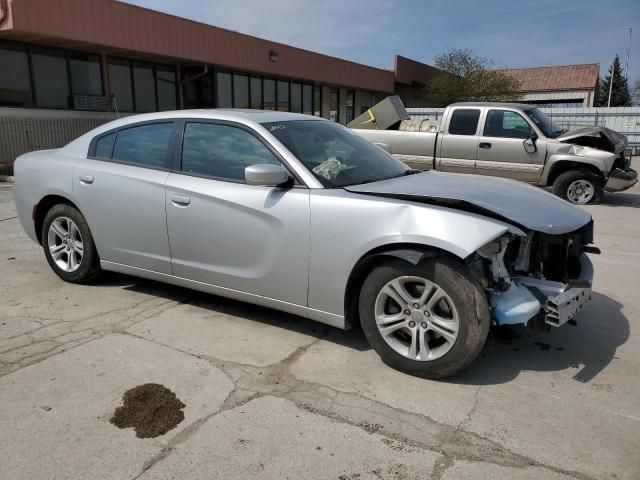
313, 85, 322, 117
277, 80, 289, 111
31, 46, 70, 109
250, 76, 262, 109
216, 72, 232, 108
233, 74, 249, 108
330, 88, 339, 122
133, 62, 156, 113
302, 84, 312, 115
0, 41, 33, 107
345, 90, 355, 124
68, 52, 103, 96
263, 79, 276, 110
108, 58, 134, 112
290, 82, 302, 113
156, 66, 177, 111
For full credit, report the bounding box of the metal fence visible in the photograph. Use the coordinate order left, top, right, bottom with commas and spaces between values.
407, 106, 640, 155
0, 108, 123, 176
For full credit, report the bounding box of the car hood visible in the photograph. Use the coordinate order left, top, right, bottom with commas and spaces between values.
345, 171, 592, 235
557, 126, 628, 154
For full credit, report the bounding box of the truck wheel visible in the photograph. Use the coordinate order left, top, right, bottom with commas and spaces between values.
42, 204, 101, 283
552, 170, 604, 205
358, 256, 490, 379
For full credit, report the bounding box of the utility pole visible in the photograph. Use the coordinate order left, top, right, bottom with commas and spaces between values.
607, 59, 615, 107
624, 27, 632, 81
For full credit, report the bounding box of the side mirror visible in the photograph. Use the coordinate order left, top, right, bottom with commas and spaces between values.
523, 132, 538, 154
245, 164, 291, 187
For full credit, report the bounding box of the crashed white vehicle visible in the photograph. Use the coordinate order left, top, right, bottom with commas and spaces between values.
13, 110, 598, 378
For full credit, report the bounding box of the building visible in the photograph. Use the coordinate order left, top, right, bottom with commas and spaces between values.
0, 0, 440, 124
500, 64, 600, 107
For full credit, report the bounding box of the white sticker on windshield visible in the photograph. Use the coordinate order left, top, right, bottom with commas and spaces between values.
312, 157, 356, 180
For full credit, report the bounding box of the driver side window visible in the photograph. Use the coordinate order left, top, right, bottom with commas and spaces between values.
483, 110, 533, 139
181, 122, 281, 182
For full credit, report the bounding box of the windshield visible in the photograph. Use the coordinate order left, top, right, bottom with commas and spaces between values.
261, 120, 410, 187
524, 108, 565, 138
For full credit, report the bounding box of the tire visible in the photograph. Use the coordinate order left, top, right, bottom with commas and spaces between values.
358, 256, 490, 379
552, 170, 604, 205
42, 203, 101, 283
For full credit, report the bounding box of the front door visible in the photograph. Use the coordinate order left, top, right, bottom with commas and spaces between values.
165, 121, 310, 306
476, 109, 546, 183
73, 121, 177, 274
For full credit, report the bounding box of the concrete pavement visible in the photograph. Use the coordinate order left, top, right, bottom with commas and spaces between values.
1, 180, 639, 479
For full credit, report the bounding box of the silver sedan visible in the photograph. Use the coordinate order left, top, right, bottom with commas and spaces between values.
13, 110, 597, 378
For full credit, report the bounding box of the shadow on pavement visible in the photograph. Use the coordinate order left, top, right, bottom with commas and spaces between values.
94, 273, 628, 383
599, 191, 640, 208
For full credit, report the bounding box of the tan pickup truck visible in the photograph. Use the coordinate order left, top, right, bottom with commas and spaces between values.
351, 99, 638, 204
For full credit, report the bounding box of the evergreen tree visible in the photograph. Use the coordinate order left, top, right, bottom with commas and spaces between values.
596, 55, 632, 106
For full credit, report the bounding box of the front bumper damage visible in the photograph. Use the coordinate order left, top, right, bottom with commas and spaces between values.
511, 254, 593, 327
605, 167, 638, 192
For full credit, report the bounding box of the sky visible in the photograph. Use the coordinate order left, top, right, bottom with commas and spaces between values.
123, 0, 640, 86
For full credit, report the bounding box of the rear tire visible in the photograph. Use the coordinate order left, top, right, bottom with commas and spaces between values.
42, 204, 101, 283
552, 170, 604, 204
358, 256, 490, 379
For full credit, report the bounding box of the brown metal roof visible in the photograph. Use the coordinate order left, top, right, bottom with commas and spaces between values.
499, 64, 600, 92
0, 0, 395, 92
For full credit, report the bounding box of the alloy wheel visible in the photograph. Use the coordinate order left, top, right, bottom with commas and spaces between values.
47, 216, 84, 273
374, 275, 459, 361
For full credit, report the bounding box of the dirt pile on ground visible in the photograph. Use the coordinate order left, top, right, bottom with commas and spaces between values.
110, 383, 185, 438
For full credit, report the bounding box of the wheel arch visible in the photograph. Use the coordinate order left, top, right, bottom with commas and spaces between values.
343, 243, 460, 330
33, 194, 82, 245
546, 160, 605, 186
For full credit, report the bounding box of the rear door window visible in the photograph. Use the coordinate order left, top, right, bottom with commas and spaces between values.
448, 109, 481, 135
111, 122, 175, 168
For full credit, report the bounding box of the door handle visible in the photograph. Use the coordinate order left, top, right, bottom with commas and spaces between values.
170, 194, 191, 206
79, 175, 94, 184
479, 142, 492, 149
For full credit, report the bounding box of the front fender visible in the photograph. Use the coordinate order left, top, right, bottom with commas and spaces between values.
542, 152, 615, 185
307, 190, 524, 317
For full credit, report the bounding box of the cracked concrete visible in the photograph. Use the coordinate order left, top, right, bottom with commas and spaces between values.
1, 180, 640, 479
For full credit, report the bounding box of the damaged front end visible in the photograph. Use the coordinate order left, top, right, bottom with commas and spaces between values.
469, 222, 597, 328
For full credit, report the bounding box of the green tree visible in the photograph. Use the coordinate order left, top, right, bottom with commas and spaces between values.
595, 55, 632, 107
422, 49, 522, 106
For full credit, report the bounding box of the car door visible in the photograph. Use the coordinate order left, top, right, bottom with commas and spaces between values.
476, 109, 546, 183
436, 107, 481, 174
165, 120, 310, 306
74, 121, 177, 274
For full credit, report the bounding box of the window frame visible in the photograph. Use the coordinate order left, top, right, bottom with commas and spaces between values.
482, 109, 534, 139
172, 119, 307, 187
87, 120, 179, 171
447, 108, 481, 136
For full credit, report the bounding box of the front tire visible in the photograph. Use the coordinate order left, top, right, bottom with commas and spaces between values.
358, 256, 490, 379
552, 170, 604, 204
42, 204, 101, 283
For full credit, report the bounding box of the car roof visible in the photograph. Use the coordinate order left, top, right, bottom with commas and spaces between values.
114, 109, 320, 124
449, 102, 535, 110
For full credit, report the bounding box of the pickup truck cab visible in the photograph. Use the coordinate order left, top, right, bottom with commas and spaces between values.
353, 102, 637, 204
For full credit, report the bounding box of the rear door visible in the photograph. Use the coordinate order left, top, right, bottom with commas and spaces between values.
476, 109, 546, 183
436, 107, 481, 174
164, 120, 310, 306
74, 121, 176, 273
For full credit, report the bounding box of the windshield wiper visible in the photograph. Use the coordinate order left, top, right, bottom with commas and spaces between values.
394, 169, 422, 178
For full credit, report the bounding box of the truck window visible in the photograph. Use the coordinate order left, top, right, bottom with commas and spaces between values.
484, 110, 532, 139
448, 109, 480, 135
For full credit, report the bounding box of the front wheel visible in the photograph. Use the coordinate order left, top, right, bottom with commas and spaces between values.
552, 170, 604, 205
42, 203, 101, 283
358, 257, 490, 379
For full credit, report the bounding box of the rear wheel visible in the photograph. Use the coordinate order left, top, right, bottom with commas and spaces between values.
358, 257, 490, 379
42, 204, 101, 283
552, 170, 604, 204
